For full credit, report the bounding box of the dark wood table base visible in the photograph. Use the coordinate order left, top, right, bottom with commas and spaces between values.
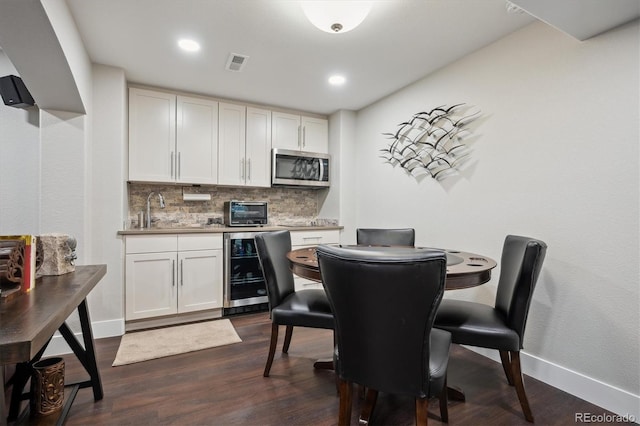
6, 299, 103, 424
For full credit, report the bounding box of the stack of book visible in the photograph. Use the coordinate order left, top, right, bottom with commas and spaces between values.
0, 235, 37, 302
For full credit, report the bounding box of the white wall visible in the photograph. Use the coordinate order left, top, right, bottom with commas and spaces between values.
0, 52, 40, 234
321, 110, 357, 240
86, 64, 127, 334
0, 2, 126, 351
349, 20, 639, 417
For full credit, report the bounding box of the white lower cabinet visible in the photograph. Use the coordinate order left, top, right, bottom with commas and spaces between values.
290, 229, 340, 291
125, 234, 223, 321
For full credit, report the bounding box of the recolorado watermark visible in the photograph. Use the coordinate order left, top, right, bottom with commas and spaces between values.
575, 412, 636, 423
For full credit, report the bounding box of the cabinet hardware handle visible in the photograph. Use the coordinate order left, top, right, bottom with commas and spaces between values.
172, 260, 175, 287
248, 158, 251, 181
302, 126, 306, 148
298, 125, 302, 149
178, 152, 181, 179
180, 259, 184, 286
302, 236, 322, 240
240, 159, 245, 180
171, 152, 175, 178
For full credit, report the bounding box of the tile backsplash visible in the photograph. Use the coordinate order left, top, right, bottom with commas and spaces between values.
127, 183, 329, 228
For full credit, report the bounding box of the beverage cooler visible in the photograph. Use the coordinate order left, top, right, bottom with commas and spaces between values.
223, 232, 269, 315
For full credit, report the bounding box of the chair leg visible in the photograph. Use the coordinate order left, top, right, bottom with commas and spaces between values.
439, 377, 449, 423
338, 378, 353, 426
359, 388, 378, 425
510, 351, 534, 422
263, 323, 279, 377
282, 325, 293, 353
499, 350, 515, 385
415, 397, 429, 426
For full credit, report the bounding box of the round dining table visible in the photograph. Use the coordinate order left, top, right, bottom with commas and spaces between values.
286, 245, 497, 290
286, 244, 497, 402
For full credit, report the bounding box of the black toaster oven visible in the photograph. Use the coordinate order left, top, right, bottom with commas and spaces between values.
223, 201, 268, 226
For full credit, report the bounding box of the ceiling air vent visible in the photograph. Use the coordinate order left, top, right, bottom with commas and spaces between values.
226, 53, 248, 72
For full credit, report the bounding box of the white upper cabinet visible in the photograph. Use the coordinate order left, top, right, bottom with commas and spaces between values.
128, 88, 218, 184
129, 87, 325, 185
218, 102, 246, 186
272, 111, 301, 151
218, 104, 272, 187
245, 107, 272, 187
272, 111, 328, 153
301, 116, 329, 153
128, 88, 176, 182
176, 96, 219, 184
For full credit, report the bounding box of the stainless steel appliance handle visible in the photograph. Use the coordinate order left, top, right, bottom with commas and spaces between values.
319, 158, 325, 182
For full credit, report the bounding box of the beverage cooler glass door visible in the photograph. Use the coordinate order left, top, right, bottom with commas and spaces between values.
224, 232, 268, 308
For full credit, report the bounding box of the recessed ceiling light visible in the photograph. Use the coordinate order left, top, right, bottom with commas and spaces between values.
178, 39, 200, 52
329, 75, 346, 86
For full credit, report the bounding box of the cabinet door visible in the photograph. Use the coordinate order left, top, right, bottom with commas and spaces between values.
291, 229, 340, 291
177, 96, 218, 184
125, 252, 177, 320
178, 249, 224, 313
272, 111, 301, 151
245, 107, 272, 188
128, 88, 176, 182
301, 116, 329, 153
218, 103, 247, 186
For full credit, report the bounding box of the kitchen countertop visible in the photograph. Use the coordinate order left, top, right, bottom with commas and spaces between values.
117, 225, 343, 236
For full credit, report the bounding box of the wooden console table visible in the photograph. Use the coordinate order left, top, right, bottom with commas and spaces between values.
1, 265, 106, 425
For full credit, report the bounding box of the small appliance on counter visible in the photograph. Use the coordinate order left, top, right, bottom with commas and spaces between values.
223, 201, 268, 227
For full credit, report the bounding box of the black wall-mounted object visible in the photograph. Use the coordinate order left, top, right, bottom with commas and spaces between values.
0, 75, 35, 108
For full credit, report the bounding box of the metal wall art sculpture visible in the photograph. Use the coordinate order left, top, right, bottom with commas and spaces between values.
381, 104, 480, 180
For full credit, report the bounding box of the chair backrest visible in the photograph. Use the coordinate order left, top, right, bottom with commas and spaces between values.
495, 235, 547, 346
356, 228, 416, 247
316, 244, 447, 397
254, 230, 295, 309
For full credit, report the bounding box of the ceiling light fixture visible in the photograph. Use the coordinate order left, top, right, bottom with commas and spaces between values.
178, 38, 200, 52
300, 1, 372, 34
328, 75, 346, 86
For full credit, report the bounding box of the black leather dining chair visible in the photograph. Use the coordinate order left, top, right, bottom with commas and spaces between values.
356, 228, 415, 247
254, 230, 334, 377
434, 235, 547, 422
317, 244, 451, 425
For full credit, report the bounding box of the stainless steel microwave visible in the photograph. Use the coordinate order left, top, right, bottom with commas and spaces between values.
271, 148, 330, 188
223, 201, 268, 226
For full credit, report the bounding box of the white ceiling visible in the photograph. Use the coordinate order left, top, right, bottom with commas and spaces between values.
2, 1, 638, 115
65, 0, 539, 115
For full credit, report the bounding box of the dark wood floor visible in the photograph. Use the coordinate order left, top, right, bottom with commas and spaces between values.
16, 312, 621, 425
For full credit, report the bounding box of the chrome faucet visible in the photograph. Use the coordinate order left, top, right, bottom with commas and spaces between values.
146, 192, 166, 228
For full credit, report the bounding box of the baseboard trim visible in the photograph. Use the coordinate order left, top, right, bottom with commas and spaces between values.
466, 346, 640, 421
43, 318, 125, 357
